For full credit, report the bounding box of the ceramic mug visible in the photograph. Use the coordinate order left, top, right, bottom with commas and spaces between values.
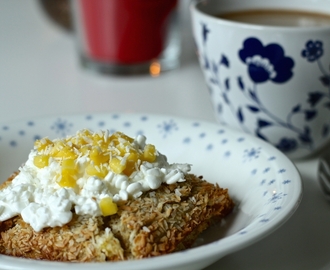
191, 0, 330, 159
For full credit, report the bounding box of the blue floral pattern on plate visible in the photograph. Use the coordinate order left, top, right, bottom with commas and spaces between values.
0, 113, 302, 270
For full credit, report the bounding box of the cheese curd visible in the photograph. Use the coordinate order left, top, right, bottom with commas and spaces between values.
0, 130, 191, 232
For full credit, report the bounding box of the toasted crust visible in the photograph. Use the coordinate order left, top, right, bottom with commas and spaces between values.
0, 174, 234, 261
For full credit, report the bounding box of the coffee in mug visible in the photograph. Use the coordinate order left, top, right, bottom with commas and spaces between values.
219, 9, 330, 27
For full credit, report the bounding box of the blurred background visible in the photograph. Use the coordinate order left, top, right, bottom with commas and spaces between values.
39, 0, 72, 32
0, 0, 214, 124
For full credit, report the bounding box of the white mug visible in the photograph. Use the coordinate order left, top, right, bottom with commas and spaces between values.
191, 0, 330, 159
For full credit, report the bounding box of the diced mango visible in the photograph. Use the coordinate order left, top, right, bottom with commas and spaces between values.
80, 145, 91, 155
61, 158, 77, 174
143, 144, 156, 162
122, 149, 140, 176
122, 160, 136, 176
99, 197, 118, 216
33, 155, 49, 168
92, 133, 104, 144
127, 148, 140, 162
58, 171, 76, 188
116, 143, 128, 156
89, 146, 109, 165
71, 129, 93, 145
109, 132, 134, 144
62, 158, 75, 168
109, 157, 126, 174
34, 138, 53, 152
85, 163, 108, 178
54, 146, 77, 159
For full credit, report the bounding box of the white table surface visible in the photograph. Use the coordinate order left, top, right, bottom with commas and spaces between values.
1, 1, 330, 269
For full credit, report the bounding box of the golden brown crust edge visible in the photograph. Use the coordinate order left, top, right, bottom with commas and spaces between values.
0, 174, 234, 262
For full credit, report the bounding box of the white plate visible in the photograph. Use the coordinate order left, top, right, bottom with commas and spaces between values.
0, 113, 302, 270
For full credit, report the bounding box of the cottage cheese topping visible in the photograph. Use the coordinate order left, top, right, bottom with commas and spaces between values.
0, 130, 191, 232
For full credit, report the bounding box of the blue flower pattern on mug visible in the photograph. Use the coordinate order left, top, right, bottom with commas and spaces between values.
200, 22, 328, 154
302, 40, 330, 137
239, 38, 294, 84
302, 40, 323, 62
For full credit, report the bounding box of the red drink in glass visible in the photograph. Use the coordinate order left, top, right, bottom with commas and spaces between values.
75, 0, 178, 67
